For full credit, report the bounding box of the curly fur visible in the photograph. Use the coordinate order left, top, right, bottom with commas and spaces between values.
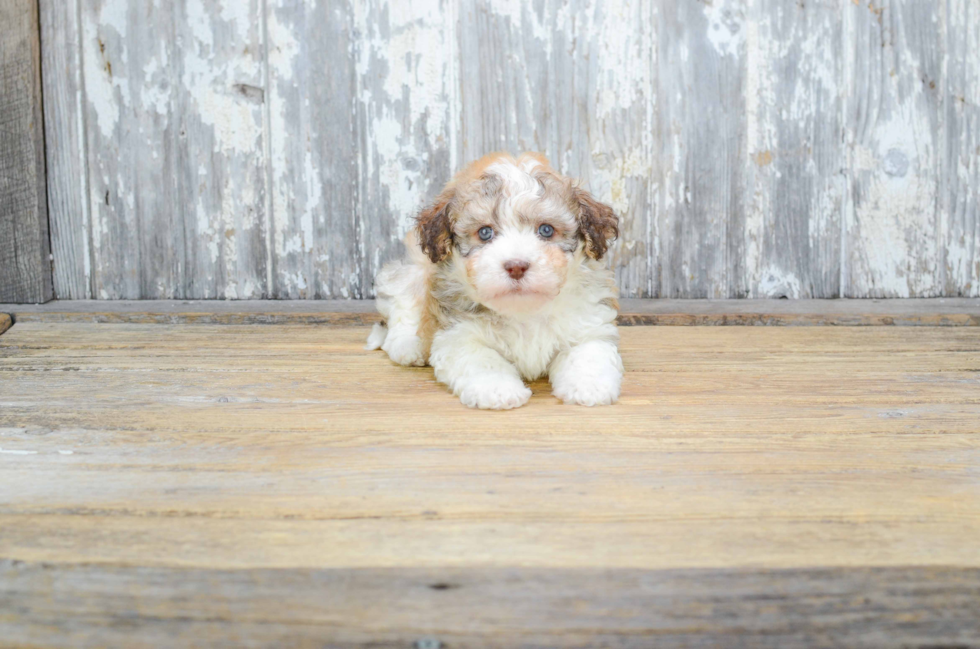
366, 152, 623, 409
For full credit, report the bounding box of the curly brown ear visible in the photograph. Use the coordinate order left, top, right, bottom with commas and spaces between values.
575, 188, 619, 260
416, 195, 454, 263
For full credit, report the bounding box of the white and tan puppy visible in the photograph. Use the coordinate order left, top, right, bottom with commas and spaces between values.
366, 152, 622, 409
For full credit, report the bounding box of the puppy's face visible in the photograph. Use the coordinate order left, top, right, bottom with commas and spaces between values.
418, 153, 618, 315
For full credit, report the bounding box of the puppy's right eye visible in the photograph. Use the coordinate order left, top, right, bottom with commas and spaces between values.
478, 226, 494, 241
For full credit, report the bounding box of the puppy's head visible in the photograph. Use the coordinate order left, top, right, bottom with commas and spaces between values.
418, 152, 618, 315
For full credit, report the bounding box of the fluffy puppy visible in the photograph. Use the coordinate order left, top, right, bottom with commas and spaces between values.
366, 152, 622, 409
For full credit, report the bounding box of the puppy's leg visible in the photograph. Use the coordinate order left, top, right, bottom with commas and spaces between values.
370, 260, 427, 366
430, 325, 531, 410
550, 339, 623, 406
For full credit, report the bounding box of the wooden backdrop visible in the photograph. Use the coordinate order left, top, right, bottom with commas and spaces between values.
40, 0, 979, 300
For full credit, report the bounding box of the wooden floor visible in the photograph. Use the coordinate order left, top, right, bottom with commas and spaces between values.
1, 319, 980, 646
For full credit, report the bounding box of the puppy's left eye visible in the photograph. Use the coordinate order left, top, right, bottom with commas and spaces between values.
478, 226, 494, 241
538, 223, 555, 238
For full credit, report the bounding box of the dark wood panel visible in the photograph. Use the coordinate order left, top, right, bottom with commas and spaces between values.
0, 0, 52, 303
2, 299, 979, 326
2, 562, 978, 648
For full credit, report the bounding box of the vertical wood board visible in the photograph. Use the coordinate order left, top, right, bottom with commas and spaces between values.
1, 0, 53, 303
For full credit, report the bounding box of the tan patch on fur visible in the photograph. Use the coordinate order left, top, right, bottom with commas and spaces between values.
599, 296, 620, 312
418, 278, 441, 360
544, 245, 569, 278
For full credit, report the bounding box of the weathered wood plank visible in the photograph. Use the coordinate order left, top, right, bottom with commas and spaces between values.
458, 0, 657, 297
2, 563, 979, 648
266, 0, 360, 299
944, 0, 980, 297
843, 0, 945, 297
0, 0, 53, 304
39, 0, 92, 299
1, 325, 979, 568
657, 0, 744, 298
1, 323, 980, 642
173, 0, 269, 299
354, 1, 459, 299
1, 298, 979, 326
79, 0, 269, 299
741, 1, 844, 298
80, 0, 180, 298
39, 0, 980, 300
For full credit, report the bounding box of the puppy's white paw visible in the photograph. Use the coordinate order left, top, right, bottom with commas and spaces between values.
552, 371, 621, 407
457, 376, 532, 410
550, 341, 623, 407
364, 322, 387, 350
382, 335, 426, 367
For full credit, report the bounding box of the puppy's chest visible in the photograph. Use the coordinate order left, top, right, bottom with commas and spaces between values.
493, 320, 565, 380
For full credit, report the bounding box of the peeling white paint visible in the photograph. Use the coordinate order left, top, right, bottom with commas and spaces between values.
758, 266, 802, 299
591, 147, 652, 217
353, 0, 457, 238
49, 0, 979, 300
83, 7, 130, 138
704, 0, 744, 58
182, 0, 262, 154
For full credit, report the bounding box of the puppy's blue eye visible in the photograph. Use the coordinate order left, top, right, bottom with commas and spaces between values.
478, 226, 494, 241
538, 223, 555, 238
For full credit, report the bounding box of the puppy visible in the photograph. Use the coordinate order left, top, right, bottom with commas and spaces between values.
366, 152, 622, 409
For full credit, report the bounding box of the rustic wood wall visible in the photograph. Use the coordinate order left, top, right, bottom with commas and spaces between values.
1, 0, 53, 303
39, 0, 980, 300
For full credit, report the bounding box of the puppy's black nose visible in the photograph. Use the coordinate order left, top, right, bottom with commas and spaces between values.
504, 259, 530, 280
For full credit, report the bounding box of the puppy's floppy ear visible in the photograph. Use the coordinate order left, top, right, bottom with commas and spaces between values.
416, 193, 455, 263
575, 187, 619, 260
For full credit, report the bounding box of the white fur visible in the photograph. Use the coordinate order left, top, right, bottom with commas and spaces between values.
369, 155, 623, 409
372, 257, 428, 367
550, 339, 623, 406
467, 230, 565, 314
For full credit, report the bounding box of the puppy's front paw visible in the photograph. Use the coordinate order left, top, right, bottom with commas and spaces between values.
552, 371, 621, 407
382, 335, 426, 367
457, 377, 532, 410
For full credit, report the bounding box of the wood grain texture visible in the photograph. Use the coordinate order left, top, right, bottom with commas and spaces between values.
658, 0, 745, 298
354, 0, 459, 299
3, 563, 979, 648
2, 298, 980, 326
79, 0, 178, 298
1, 0, 53, 304
843, 0, 945, 297
40, 0, 980, 299
944, 0, 980, 296
741, 0, 844, 298
174, 0, 269, 299
1, 322, 979, 644
267, 0, 359, 299
79, 0, 270, 299
39, 0, 92, 299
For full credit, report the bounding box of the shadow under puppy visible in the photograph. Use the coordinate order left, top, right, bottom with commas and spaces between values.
366, 152, 622, 409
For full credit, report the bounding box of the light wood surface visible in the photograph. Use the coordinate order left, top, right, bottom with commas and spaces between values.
1, 0, 52, 303
1, 321, 979, 644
